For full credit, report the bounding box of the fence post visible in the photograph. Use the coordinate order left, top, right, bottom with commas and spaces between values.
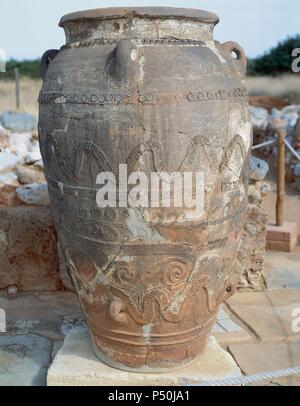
14, 67, 20, 110
276, 128, 286, 226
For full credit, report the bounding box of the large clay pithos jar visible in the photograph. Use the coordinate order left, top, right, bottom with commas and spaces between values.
39, 7, 252, 371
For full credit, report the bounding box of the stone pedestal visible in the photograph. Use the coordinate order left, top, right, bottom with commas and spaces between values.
267, 222, 298, 252
0, 206, 61, 292
235, 157, 270, 292
47, 326, 241, 386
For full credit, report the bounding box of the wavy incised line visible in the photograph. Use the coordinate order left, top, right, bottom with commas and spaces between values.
219, 134, 246, 173
73, 141, 113, 178
126, 139, 167, 173
179, 135, 219, 173
127, 135, 222, 175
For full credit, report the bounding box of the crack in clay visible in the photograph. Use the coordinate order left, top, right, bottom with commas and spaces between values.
126, 208, 164, 241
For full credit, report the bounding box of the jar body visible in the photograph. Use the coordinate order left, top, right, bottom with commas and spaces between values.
39, 8, 252, 371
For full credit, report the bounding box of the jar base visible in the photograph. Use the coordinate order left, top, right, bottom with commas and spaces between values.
91, 335, 210, 374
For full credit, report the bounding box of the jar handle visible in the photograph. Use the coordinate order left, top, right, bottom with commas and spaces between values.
218, 41, 247, 78
41, 49, 59, 80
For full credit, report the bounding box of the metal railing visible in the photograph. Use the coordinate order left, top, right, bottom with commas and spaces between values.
251, 128, 300, 226
252, 134, 300, 162
191, 365, 300, 386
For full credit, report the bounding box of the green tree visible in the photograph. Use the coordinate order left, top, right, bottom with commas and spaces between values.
247, 35, 300, 76
0, 59, 41, 80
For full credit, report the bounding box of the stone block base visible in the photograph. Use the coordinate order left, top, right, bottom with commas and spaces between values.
0, 206, 61, 291
47, 326, 241, 386
266, 222, 298, 252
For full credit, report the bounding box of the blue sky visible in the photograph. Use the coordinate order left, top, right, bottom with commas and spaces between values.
1, 0, 299, 59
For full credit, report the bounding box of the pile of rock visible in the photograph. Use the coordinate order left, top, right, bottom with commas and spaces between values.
235, 156, 270, 291
250, 105, 300, 191
0, 112, 61, 293
0, 111, 46, 192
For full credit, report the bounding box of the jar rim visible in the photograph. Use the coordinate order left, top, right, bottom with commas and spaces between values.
59, 7, 219, 27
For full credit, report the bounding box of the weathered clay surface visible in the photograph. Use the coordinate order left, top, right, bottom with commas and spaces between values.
39, 7, 252, 371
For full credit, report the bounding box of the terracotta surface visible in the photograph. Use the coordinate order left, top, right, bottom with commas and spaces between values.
38, 7, 252, 371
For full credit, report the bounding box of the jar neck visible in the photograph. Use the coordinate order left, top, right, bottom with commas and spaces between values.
62, 17, 216, 46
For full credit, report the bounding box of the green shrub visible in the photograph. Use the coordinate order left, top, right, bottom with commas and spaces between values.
247, 35, 300, 76
0, 59, 41, 80
2, 35, 300, 79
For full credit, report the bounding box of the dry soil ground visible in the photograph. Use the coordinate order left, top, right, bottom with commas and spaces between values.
246, 74, 300, 105
0, 78, 42, 116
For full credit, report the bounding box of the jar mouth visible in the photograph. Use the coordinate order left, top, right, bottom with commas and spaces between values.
59, 6, 219, 27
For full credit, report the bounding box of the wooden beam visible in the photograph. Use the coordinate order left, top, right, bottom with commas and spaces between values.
276, 128, 286, 226
14, 67, 20, 110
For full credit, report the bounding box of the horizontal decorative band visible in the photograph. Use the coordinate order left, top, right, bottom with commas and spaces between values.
46, 174, 247, 235
89, 319, 214, 347
61, 38, 207, 50
89, 315, 215, 339
39, 87, 248, 106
